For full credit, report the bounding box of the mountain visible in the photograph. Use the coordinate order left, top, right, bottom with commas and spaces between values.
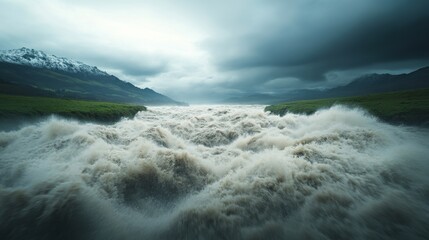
328, 67, 429, 97
0, 47, 108, 76
0, 47, 186, 105
223, 66, 429, 104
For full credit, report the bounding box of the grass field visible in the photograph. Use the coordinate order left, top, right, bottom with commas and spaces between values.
0, 94, 146, 122
265, 88, 429, 125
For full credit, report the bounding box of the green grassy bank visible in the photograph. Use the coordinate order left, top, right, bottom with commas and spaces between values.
265, 88, 429, 125
0, 94, 146, 122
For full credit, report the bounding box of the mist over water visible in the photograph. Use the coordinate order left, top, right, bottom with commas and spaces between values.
0, 105, 428, 240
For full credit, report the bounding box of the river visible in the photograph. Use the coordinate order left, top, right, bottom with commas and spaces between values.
1, 105, 428, 239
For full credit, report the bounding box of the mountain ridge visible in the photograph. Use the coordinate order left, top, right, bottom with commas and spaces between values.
222, 66, 429, 104
0, 47, 108, 76
0, 48, 186, 106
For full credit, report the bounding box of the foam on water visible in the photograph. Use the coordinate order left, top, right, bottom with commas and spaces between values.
1, 105, 428, 239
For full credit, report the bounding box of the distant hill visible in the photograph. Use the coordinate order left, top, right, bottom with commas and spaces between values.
223, 66, 429, 104
223, 93, 284, 104
327, 66, 429, 97
0, 48, 186, 105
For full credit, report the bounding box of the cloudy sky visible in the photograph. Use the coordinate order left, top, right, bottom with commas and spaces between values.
1, 0, 429, 103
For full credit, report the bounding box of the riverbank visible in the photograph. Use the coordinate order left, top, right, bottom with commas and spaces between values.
265, 88, 429, 126
0, 94, 146, 123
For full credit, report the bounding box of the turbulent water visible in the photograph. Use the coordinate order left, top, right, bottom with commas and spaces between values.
1, 105, 428, 240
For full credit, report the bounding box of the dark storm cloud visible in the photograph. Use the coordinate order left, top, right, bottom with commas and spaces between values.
120, 64, 165, 77
83, 54, 168, 77
204, 0, 429, 83
1, 0, 429, 102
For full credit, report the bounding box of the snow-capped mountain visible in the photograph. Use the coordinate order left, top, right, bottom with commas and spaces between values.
0, 47, 108, 76
0, 47, 186, 105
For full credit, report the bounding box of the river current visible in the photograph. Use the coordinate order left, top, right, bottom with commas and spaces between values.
1, 105, 428, 239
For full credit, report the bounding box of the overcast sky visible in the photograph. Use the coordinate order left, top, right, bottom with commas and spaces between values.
1, 0, 429, 103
